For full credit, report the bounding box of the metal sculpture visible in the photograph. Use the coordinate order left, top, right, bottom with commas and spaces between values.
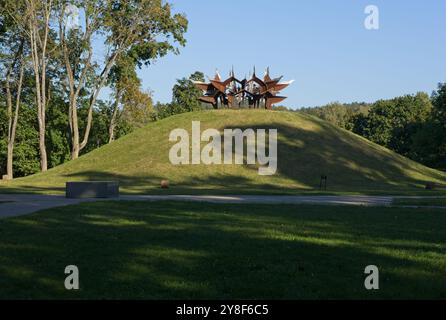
193, 67, 294, 109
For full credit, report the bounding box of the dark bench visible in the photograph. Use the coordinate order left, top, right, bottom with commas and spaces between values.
66, 181, 119, 199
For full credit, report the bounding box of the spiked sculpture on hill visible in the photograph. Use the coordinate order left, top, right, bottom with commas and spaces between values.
193, 67, 294, 109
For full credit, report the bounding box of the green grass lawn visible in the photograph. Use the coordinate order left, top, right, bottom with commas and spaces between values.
393, 197, 446, 206
1, 201, 445, 299
1, 110, 445, 195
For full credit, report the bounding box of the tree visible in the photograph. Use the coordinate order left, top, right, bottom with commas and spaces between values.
411, 83, 446, 169
57, 0, 103, 159
350, 113, 369, 136
411, 121, 446, 169
57, 0, 188, 159
8, 103, 41, 176
26, 0, 55, 172
120, 87, 153, 131
171, 71, 205, 112
0, 2, 28, 179
361, 93, 432, 156
46, 92, 71, 168
0, 101, 41, 178
3, 0, 57, 172
3, 48, 25, 180
108, 54, 142, 143
300, 102, 370, 130
432, 82, 446, 127
152, 102, 178, 120
151, 71, 206, 121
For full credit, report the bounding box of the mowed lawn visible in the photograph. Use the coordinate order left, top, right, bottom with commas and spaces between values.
0, 201, 445, 299
394, 198, 446, 207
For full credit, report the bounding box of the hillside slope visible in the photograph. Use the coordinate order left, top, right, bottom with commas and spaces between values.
2, 110, 446, 195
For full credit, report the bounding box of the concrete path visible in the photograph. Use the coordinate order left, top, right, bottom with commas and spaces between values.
120, 195, 394, 206
0, 194, 393, 219
0, 194, 444, 219
0, 194, 99, 218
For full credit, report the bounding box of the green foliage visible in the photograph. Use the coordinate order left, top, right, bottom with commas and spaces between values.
46, 97, 71, 168
432, 82, 446, 126
172, 71, 205, 112
151, 71, 206, 121
410, 83, 446, 169
106, 0, 188, 67
1, 0, 189, 176
300, 102, 370, 130
350, 113, 369, 136
0, 97, 135, 177
109, 54, 154, 135
360, 93, 432, 156
152, 102, 181, 120
81, 102, 113, 154
12, 106, 40, 176
79, 101, 135, 155
0, 104, 41, 177
109, 54, 141, 92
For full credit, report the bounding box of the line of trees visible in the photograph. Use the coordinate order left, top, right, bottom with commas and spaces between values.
300, 83, 446, 170
0, 0, 188, 179
300, 102, 371, 131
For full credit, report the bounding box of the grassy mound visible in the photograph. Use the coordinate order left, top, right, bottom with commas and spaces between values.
1, 110, 445, 195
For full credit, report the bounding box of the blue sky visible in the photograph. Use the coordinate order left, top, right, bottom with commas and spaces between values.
137, 0, 446, 109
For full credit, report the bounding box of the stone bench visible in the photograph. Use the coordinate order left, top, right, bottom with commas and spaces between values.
66, 181, 119, 199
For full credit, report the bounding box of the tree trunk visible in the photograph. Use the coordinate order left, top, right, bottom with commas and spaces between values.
57, 4, 128, 159
108, 90, 122, 144
38, 122, 48, 171
70, 95, 80, 160
78, 52, 119, 154
5, 145, 13, 180
27, 0, 51, 172
4, 49, 24, 180
108, 109, 118, 144
5, 74, 14, 180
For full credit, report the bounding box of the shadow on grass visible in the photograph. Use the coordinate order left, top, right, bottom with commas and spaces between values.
0, 201, 445, 299
225, 120, 446, 189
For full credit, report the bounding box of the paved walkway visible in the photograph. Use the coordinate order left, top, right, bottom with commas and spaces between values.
0, 194, 99, 218
121, 195, 394, 205
0, 194, 393, 219
0, 194, 444, 219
